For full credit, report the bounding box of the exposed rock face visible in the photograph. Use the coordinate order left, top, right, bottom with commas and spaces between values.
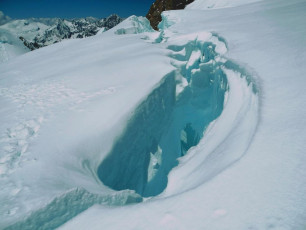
19, 14, 123, 50
146, 0, 194, 30
19, 36, 40, 51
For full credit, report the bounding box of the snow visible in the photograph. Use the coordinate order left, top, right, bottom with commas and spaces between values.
186, 0, 262, 9
1, 0, 306, 229
0, 27, 30, 63
0, 41, 29, 63
0, 19, 49, 62
96, 27, 106, 35
0, 19, 49, 42
113, 16, 154, 35
0, 20, 173, 228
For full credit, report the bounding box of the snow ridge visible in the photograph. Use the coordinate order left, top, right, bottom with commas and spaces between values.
5, 188, 142, 230
0, 15, 123, 63
1, 13, 260, 229
60, 14, 260, 229
187, 0, 261, 9
0, 81, 117, 177
98, 15, 258, 198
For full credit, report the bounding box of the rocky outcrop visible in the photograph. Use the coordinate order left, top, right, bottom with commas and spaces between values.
146, 0, 194, 30
19, 36, 40, 51
19, 14, 123, 50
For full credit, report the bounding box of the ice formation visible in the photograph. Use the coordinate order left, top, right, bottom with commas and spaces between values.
0, 0, 306, 229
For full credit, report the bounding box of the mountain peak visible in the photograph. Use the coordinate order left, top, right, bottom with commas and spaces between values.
16, 15, 124, 50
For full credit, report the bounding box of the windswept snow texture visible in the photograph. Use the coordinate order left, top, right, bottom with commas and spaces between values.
0, 15, 173, 229
63, 0, 306, 229
5, 188, 142, 230
1, 0, 306, 229
186, 0, 261, 9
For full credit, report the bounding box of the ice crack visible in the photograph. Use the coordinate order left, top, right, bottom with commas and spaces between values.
97, 31, 230, 197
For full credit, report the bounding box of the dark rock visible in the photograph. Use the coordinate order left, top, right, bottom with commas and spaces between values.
103, 14, 122, 29
19, 36, 39, 51
146, 0, 195, 30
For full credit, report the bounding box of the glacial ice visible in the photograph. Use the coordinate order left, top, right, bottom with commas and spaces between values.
113, 16, 154, 35
0, 12, 259, 228
1, 0, 306, 229
97, 29, 230, 197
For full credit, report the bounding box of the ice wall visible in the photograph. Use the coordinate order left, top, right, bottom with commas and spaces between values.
114, 16, 154, 35
97, 32, 228, 197
98, 74, 176, 196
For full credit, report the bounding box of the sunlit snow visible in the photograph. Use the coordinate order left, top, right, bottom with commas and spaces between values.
0, 0, 306, 229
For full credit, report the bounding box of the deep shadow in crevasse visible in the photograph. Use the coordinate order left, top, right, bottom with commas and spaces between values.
97, 40, 228, 197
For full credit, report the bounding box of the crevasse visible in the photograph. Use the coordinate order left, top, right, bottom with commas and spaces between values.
97, 30, 229, 197
5, 15, 259, 229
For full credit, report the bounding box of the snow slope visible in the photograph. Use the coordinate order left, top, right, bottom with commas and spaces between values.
0, 16, 174, 228
0, 0, 306, 229
63, 0, 306, 229
187, 0, 262, 9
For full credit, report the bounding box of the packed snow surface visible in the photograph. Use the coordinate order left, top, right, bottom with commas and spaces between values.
187, 0, 262, 9
0, 0, 306, 229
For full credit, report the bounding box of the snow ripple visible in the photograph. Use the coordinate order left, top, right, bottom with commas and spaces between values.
0, 81, 118, 176
0, 117, 43, 176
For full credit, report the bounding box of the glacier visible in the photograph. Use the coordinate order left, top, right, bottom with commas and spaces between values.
98, 31, 230, 197
0, 0, 306, 229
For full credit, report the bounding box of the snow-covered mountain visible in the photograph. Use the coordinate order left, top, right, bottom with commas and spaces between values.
0, 14, 123, 62
0, 0, 306, 229
0, 11, 11, 26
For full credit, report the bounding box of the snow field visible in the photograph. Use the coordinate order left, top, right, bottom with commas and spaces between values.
63, 0, 306, 228
1, 0, 306, 228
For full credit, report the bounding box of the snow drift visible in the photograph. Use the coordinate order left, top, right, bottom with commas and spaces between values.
1, 0, 306, 229
186, 0, 261, 9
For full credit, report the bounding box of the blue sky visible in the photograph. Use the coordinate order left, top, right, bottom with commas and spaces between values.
0, 0, 154, 19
